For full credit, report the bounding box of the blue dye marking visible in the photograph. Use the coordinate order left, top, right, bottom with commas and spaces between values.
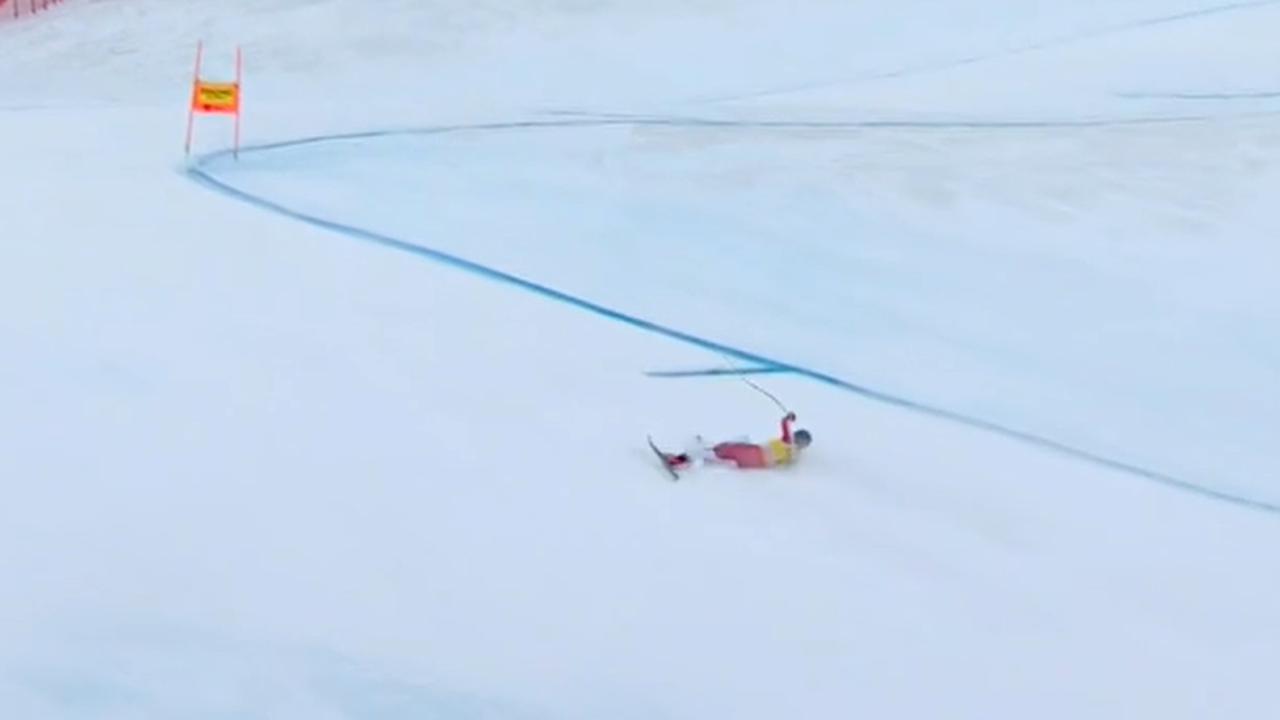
682, 0, 1280, 106
1119, 90, 1280, 101
182, 120, 1280, 517
645, 367, 791, 378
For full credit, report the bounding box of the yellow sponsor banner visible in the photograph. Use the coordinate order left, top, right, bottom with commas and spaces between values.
192, 81, 240, 114
184, 42, 244, 158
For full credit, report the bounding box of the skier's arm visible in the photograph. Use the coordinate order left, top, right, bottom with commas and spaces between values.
780, 412, 796, 443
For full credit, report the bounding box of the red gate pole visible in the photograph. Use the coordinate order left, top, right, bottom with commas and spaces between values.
232, 45, 243, 160
184, 41, 205, 158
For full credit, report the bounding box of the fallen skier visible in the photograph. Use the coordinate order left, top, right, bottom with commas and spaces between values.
661, 411, 812, 472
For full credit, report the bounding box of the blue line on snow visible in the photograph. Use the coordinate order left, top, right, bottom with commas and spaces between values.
1118, 90, 1280, 101
645, 367, 791, 378
684, 0, 1280, 106
182, 121, 1280, 517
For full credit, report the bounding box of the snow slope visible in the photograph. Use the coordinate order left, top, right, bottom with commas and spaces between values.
2, 1, 1279, 719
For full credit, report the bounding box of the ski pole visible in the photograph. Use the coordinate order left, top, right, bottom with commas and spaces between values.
719, 352, 790, 414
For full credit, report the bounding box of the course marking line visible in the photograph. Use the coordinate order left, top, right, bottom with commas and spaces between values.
682, 0, 1280, 106
645, 367, 791, 378
183, 120, 1280, 517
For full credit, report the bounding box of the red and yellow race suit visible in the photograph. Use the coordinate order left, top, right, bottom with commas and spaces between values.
712, 414, 798, 468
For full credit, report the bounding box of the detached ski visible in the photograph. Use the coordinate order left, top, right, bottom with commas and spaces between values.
646, 435, 681, 481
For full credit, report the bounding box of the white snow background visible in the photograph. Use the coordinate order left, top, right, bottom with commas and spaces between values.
1, 0, 1279, 719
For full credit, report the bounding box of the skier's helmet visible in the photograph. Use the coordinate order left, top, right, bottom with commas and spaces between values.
794, 429, 812, 448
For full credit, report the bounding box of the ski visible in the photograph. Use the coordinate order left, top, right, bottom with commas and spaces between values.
646, 435, 681, 481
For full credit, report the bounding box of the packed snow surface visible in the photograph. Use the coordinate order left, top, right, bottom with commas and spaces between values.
1, 1, 1278, 719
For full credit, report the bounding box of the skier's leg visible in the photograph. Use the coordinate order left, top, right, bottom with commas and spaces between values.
666, 436, 716, 468
714, 442, 768, 468
667, 436, 715, 467
664, 452, 690, 468
667, 438, 757, 469
713, 442, 767, 468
